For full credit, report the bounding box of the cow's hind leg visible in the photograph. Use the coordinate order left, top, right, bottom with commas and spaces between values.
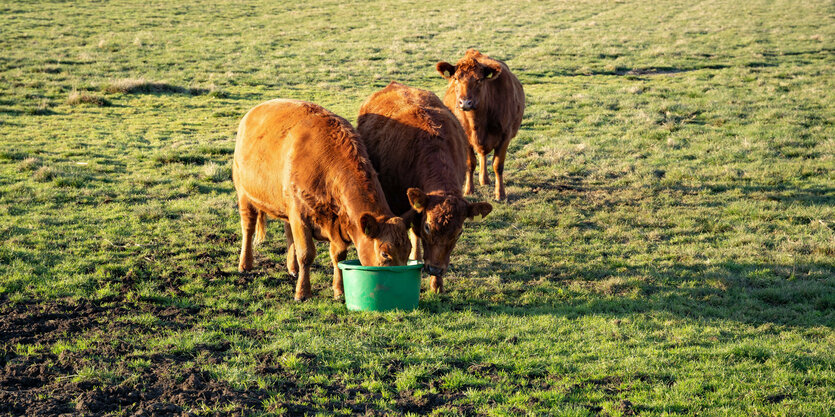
329, 241, 348, 300
288, 217, 314, 301
493, 139, 511, 201
284, 222, 299, 278
237, 195, 257, 272
464, 147, 477, 195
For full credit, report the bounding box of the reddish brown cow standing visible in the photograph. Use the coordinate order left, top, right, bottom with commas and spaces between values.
233, 99, 411, 301
357, 82, 492, 293
436, 49, 525, 200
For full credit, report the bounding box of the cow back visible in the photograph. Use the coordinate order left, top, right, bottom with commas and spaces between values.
358, 82, 468, 215
234, 99, 388, 223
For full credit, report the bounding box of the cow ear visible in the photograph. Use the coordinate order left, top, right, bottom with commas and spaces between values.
407, 188, 428, 212
360, 213, 380, 238
400, 209, 420, 230
387, 216, 407, 229
436, 62, 456, 80
467, 201, 493, 221
484, 63, 502, 80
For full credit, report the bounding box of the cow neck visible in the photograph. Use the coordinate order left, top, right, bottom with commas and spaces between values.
330, 171, 393, 243
416, 153, 463, 198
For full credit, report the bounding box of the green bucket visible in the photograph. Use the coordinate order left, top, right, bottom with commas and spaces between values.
338, 260, 423, 312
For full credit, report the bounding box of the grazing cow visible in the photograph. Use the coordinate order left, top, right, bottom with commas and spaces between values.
358, 82, 492, 293
233, 99, 411, 301
436, 49, 525, 200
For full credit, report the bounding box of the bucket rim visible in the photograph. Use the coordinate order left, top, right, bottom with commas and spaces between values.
338, 259, 424, 272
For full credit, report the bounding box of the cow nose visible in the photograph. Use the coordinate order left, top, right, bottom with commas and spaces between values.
458, 98, 474, 111
424, 265, 445, 276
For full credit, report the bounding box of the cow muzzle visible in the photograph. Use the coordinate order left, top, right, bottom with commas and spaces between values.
457, 98, 475, 111
424, 264, 445, 277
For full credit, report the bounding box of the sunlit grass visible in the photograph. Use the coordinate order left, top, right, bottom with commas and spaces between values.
0, 0, 833, 415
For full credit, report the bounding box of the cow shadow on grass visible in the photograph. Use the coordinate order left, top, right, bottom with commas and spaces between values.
520, 63, 731, 81
429, 173, 835, 328
424, 258, 835, 329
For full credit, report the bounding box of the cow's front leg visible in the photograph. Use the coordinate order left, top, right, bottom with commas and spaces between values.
478, 151, 490, 186
288, 217, 314, 301
408, 228, 422, 261
493, 139, 511, 201
329, 241, 348, 300
284, 222, 298, 277
463, 147, 476, 195
430, 275, 443, 294
237, 196, 257, 273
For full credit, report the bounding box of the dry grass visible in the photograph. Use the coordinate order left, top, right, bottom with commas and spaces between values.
32, 166, 56, 182
18, 157, 41, 172
201, 161, 231, 182
67, 91, 111, 107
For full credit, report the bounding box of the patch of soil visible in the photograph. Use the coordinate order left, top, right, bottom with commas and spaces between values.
0, 299, 267, 416
0, 301, 109, 348
1, 349, 269, 416
0, 299, 489, 416
617, 399, 637, 415
395, 389, 481, 416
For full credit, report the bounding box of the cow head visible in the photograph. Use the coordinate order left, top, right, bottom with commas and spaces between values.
436, 49, 502, 112
354, 213, 411, 267
406, 188, 492, 277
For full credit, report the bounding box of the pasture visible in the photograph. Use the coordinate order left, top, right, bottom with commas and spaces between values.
1, 0, 833, 415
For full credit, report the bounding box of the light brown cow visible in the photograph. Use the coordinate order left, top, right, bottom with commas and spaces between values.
233, 99, 411, 301
358, 82, 492, 293
436, 49, 525, 200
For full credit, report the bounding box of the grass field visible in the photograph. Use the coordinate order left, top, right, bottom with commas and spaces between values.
1, 0, 834, 415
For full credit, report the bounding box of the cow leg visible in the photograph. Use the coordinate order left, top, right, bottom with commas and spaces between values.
284, 222, 298, 277
493, 139, 511, 201
478, 151, 490, 186
329, 241, 348, 300
463, 147, 476, 195
408, 228, 422, 260
430, 275, 443, 294
288, 217, 314, 301
237, 196, 257, 273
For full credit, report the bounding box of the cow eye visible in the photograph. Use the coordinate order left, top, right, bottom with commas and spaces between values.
423, 223, 431, 236
381, 251, 391, 260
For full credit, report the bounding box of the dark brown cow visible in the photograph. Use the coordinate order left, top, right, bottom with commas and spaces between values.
436, 49, 525, 200
358, 82, 492, 293
233, 99, 411, 301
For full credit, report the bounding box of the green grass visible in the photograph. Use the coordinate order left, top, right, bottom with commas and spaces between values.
1, 0, 834, 415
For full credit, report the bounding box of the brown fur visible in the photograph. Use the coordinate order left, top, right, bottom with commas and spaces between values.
436, 49, 525, 200
357, 82, 492, 293
233, 99, 411, 300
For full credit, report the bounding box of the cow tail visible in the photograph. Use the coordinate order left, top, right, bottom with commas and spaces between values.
253, 210, 267, 246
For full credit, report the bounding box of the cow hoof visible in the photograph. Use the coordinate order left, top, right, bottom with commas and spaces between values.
333, 293, 344, 301
294, 296, 308, 302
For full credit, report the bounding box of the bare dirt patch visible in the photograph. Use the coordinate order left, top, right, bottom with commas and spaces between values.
0, 299, 268, 416
0, 299, 481, 416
